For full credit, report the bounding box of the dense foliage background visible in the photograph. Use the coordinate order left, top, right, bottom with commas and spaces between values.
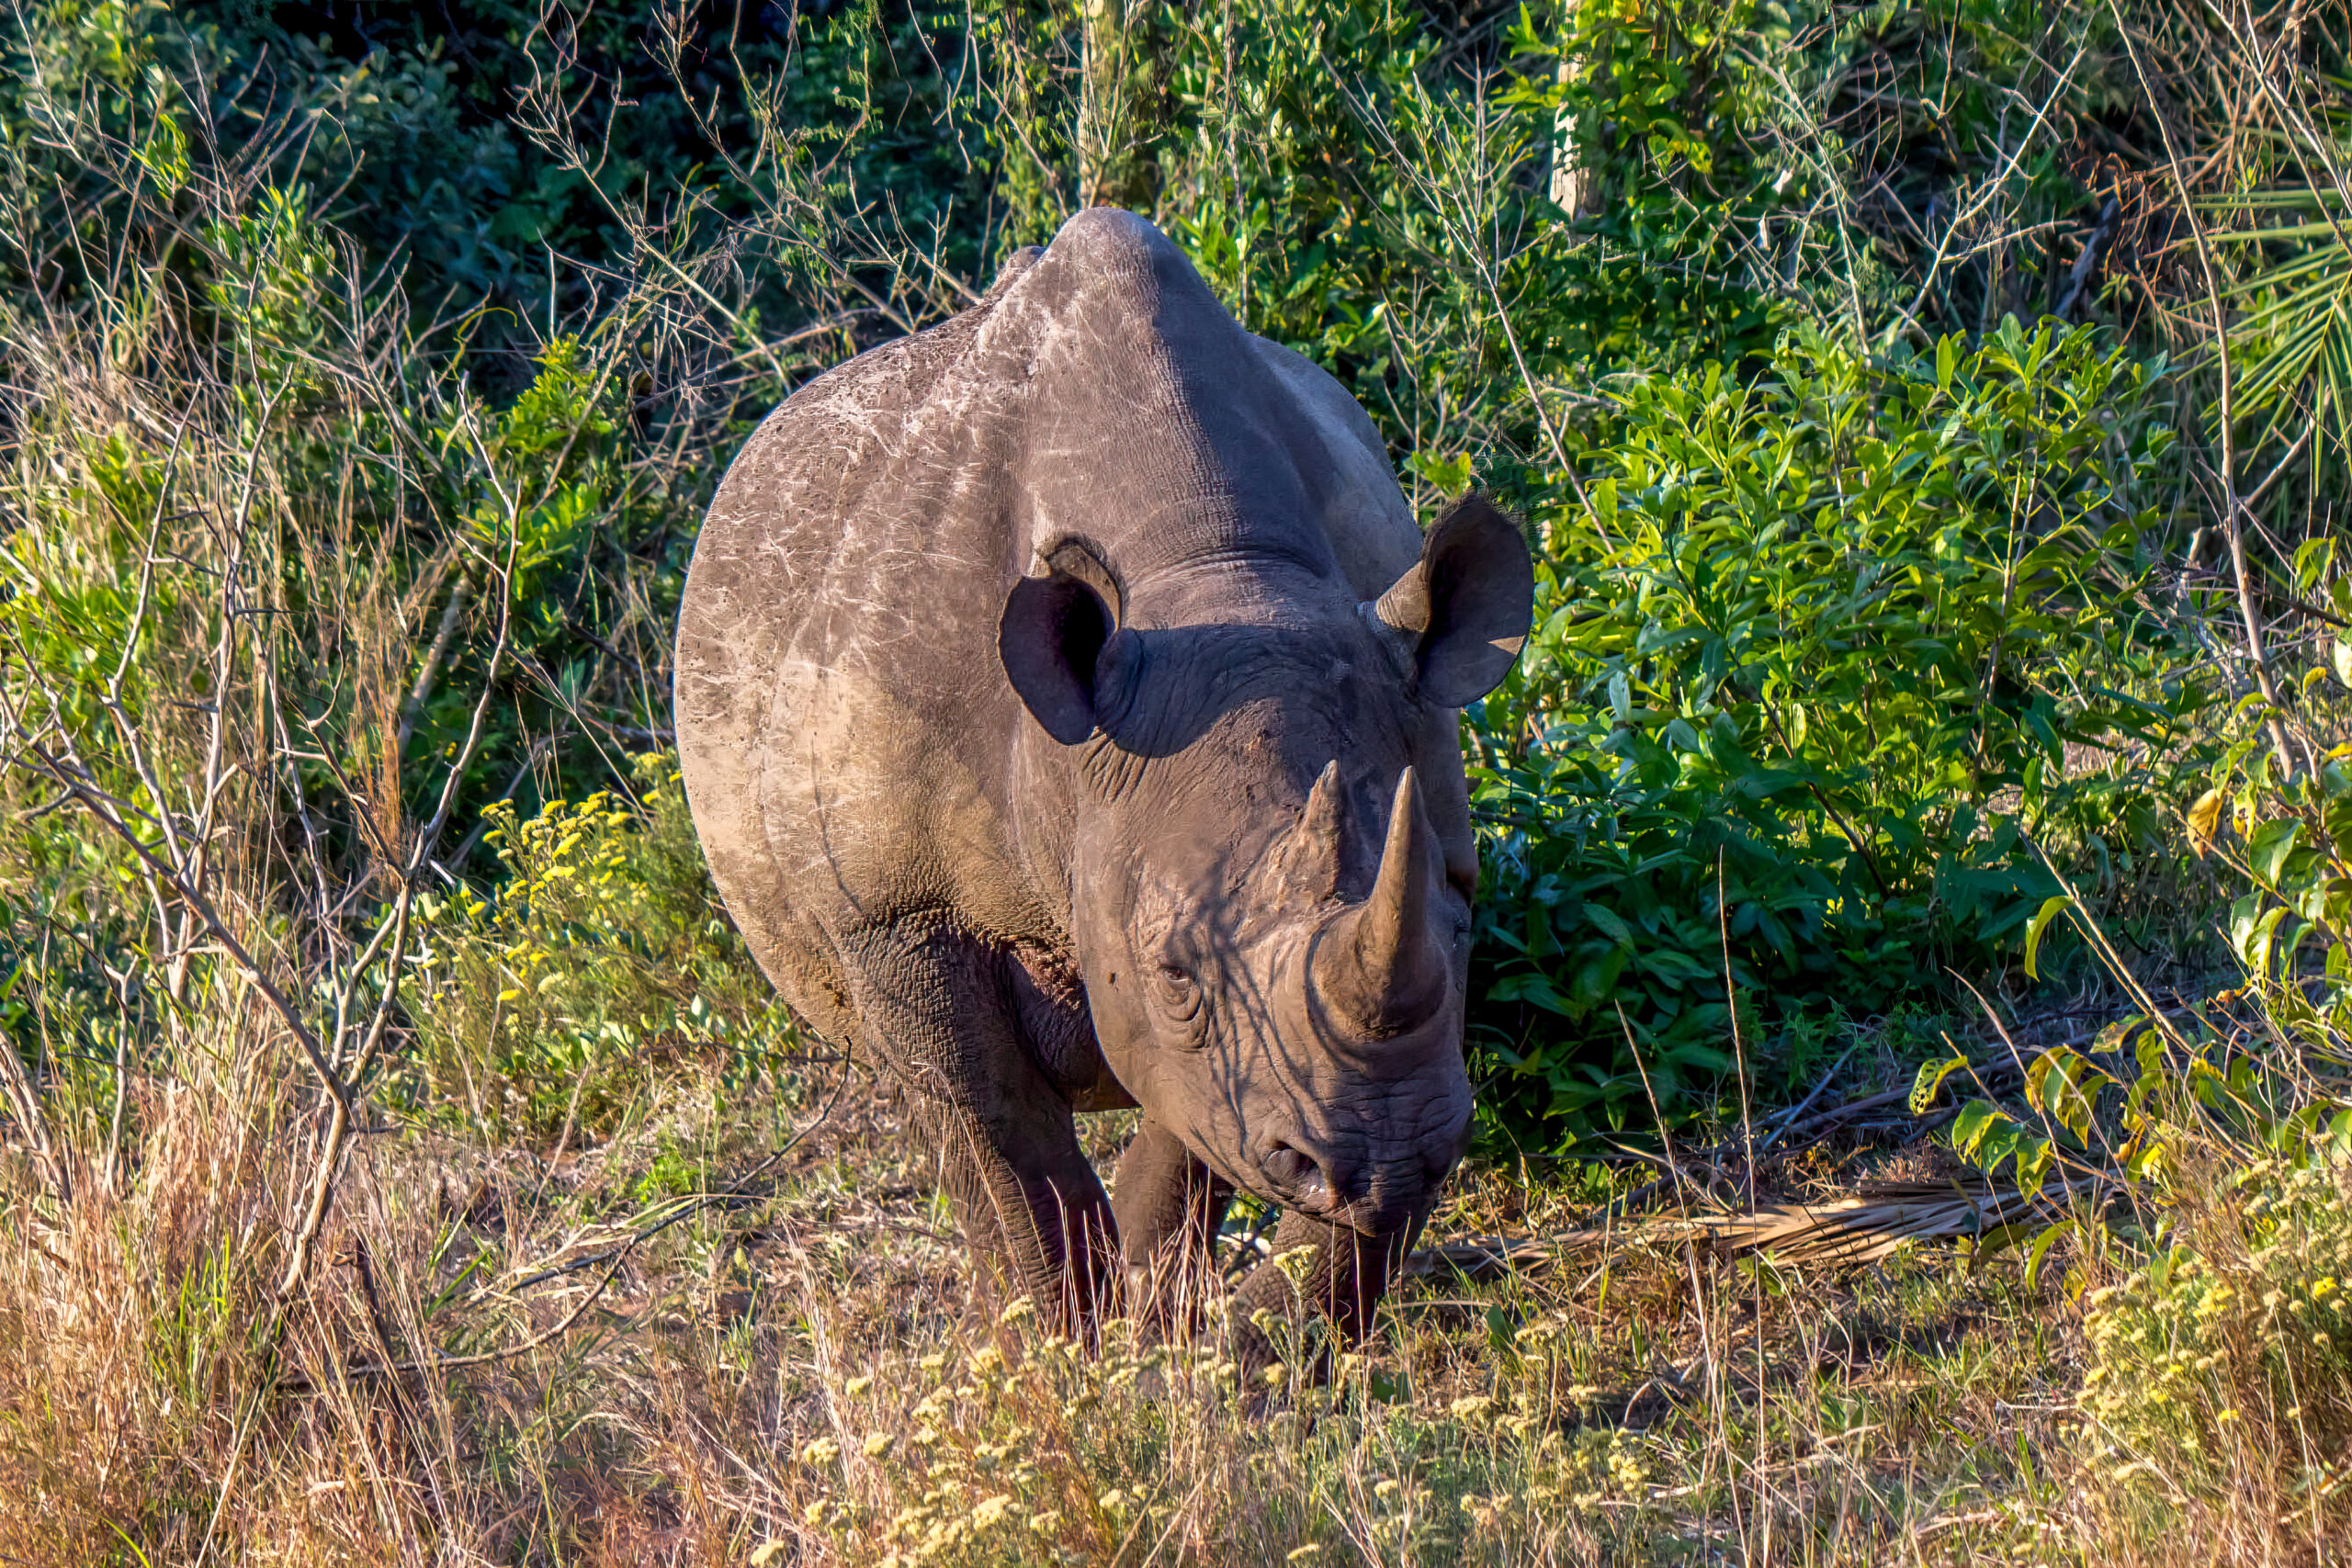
3, 0, 2346, 1156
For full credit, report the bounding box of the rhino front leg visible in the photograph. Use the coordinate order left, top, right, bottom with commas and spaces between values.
919, 1096, 1121, 1333
1227, 1206, 1428, 1371
1111, 1117, 1232, 1335
850, 926, 1122, 1335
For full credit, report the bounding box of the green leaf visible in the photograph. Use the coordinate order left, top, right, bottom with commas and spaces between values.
1971, 1221, 2034, 1269
2293, 536, 2335, 594
2249, 818, 2301, 885
2325, 1108, 2352, 1162
2027, 1047, 2109, 1144
1581, 903, 1635, 947
2023, 1217, 2075, 1289
1489, 974, 1577, 1017
2228, 891, 2265, 957
1951, 1100, 2006, 1159
1974, 1122, 2024, 1178
2014, 1136, 2055, 1191
2233, 903, 2290, 976
1485, 1303, 1521, 1370
1638, 948, 1717, 984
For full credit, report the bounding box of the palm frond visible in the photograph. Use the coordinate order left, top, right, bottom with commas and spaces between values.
1407, 1177, 2100, 1280
2200, 214, 2352, 460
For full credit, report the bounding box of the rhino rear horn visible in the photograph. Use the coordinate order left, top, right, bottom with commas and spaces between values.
1366, 495, 1535, 707
1313, 767, 1448, 1039
1269, 760, 1345, 901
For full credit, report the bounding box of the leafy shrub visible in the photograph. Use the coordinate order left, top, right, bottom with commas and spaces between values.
399, 752, 789, 1142
1933, 726, 2352, 1199
170, 0, 984, 378
2196, 734, 2352, 1033
1464, 321, 2209, 1150
1914, 722, 2352, 1544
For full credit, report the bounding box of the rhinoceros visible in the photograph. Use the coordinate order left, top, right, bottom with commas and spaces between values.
675, 208, 1532, 1352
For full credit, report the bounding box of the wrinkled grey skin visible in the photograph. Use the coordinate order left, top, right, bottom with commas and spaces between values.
675, 209, 1532, 1350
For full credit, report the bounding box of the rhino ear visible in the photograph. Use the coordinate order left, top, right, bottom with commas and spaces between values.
1000, 538, 1126, 744
1368, 495, 1535, 707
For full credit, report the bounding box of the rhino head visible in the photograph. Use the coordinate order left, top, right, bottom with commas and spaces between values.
999, 496, 1532, 1237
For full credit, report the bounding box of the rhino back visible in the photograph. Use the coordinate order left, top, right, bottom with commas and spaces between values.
676, 254, 1054, 1024
675, 210, 1425, 1028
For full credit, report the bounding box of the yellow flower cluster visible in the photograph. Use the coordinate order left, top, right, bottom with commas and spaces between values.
394, 750, 785, 1137
2081, 1157, 2352, 1486
1453, 1426, 1654, 1529
790, 1288, 1650, 1565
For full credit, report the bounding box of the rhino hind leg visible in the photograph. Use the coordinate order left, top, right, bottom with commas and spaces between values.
1110, 1118, 1233, 1337
844, 923, 1121, 1334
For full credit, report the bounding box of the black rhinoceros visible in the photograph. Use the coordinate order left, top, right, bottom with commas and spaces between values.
675, 208, 1532, 1352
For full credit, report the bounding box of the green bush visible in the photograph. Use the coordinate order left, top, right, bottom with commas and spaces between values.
2197, 734, 2352, 1028
169, 0, 982, 377
1464, 321, 2210, 1151
0, 0, 2265, 1161
398, 752, 790, 1143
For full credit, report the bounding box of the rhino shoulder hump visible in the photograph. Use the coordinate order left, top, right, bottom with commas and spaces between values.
1245, 336, 1420, 599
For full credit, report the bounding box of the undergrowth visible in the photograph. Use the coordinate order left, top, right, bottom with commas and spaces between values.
400, 752, 791, 1145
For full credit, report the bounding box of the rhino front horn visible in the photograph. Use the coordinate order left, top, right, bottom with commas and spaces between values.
1313, 767, 1449, 1039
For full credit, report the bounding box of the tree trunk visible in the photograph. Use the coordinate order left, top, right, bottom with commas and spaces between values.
1078, 0, 1128, 209
1548, 52, 1589, 217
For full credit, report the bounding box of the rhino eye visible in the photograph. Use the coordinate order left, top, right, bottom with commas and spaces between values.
1149, 963, 1204, 1027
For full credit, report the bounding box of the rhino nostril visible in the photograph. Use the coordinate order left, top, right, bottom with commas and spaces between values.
1262, 1143, 1332, 1207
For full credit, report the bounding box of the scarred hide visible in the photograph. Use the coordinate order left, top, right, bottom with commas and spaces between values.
675, 208, 1532, 1355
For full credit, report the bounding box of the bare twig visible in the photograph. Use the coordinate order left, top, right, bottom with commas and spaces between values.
2115, 3, 2305, 783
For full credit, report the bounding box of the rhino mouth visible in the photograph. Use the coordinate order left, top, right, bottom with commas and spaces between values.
1245, 1135, 1462, 1235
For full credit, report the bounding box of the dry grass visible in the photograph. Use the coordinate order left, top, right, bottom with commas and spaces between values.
6, 1000, 2321, 1567
0, 631, 2342, 1567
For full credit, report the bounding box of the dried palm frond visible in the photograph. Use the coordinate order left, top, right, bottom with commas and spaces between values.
1690, 1176, 2103, 1267
1407, 1176, 2101, 1280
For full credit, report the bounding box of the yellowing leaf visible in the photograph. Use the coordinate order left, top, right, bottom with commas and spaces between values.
2023, 895, 2070, 980
1909, 1053, 1968, 1114
2187, 787, 2225, 858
